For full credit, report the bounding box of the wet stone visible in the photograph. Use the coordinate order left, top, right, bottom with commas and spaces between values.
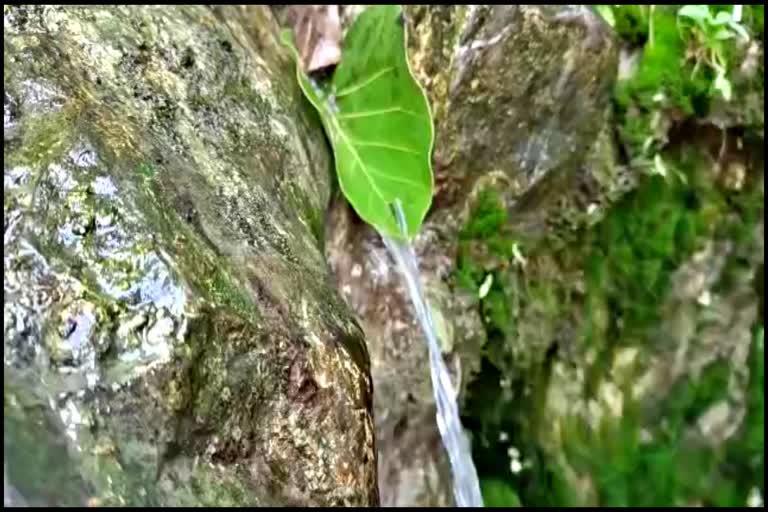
4, 5, 376, 507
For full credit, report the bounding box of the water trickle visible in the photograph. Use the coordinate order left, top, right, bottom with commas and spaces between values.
381, 202, 484, 508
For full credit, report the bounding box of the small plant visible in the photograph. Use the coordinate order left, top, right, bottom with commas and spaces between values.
595, 5, 760, 179
676, 5, 750, 101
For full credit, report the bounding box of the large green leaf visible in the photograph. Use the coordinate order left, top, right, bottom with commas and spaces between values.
281, 5, 434, 241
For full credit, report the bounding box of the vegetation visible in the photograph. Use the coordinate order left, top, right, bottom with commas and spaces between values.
459, 5, 764, 507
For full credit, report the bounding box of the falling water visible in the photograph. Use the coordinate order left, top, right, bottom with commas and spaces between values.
381, 202, 484, 508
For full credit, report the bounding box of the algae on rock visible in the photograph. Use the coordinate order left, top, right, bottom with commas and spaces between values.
4, 5, 377, 506
455, 4, 765, 504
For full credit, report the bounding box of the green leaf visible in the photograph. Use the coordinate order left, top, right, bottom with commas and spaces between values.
281, 5, 434, 241
712, 10, 733, 26
728, 20, 750, 40
677, 5, 712, 25
595, 5, 616, 27
714, 27, 735, 39
713, 69, 732, 101
478, 273, 494, 299
136, 163, 156, 177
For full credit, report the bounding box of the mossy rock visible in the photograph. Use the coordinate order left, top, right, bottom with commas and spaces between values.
4, 5, 377, 506
459, 137, 763, 507
322, 5, 619, 507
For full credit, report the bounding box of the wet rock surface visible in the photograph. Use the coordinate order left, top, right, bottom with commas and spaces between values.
323, 5, 620, 506
4, 5, 377, 506
8, 4, 760, 508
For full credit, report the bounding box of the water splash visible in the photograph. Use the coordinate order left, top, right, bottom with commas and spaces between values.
381, 202, 483, 508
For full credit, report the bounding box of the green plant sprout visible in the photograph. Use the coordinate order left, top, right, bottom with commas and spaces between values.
595, 4, 757, 183
282, 5, 434, 241
676, 4, 750, 101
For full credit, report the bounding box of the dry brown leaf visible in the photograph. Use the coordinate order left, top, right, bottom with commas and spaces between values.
283, 5, 343, 73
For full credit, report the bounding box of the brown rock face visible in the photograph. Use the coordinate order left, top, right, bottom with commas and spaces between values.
4, 5, 377, 506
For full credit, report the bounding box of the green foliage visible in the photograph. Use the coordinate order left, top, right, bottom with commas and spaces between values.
135, 162, 156, 177
457, 150, 722, 353
455, 4, 763, 509
564, 402, 718, 506
460, 189, 509, 241
603, 5, 651, 45
677, 5, 749, 101
724, 326, 765, 497
567, 149, 761, 506
458, 148, 762, 506
561, 327, 764, 507
601, 5, 760, 162
663, 359, 731, 425
455, 188, 525, 352
481, 479, 522, 507
621, 7, 699, 110
456, 189, 511, 287
282, 5, 434, 241
584, 160, 719, 335
748, 5, 764, 38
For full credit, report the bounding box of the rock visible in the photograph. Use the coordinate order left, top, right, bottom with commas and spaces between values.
705, 39, 764, 137
322, 5, 619, 506
405, 6, 618, 228
326, 204, 470, 506
4, 5, 377, 506
524, 147, 764, 504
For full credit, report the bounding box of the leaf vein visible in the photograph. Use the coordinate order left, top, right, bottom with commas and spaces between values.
349, 139, 421, 155
334, 67, 395, 98
366, 167, 429, 189
337, 106, 421, 120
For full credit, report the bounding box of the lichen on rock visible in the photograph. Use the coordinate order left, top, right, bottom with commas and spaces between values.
4, 5, 377, 506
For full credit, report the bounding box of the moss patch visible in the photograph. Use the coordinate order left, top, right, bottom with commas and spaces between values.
459, 140, 762, 506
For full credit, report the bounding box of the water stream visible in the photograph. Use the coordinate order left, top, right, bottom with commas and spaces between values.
381, 202, 484, 508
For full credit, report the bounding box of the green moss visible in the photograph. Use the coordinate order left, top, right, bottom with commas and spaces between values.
748, 5, 764, 39
481, 479, 521, 507
7, 107, 78, 169
607, 4, 763, 160
723, 326, 764, 497
206, 268, 259, 322
459, 147, 761, 506
611, 6, 651, 45
135, 162, 156, 177
585, 166, 718, 337
460, 150, 721, 360
664, 359, 731, 426
4, 374, 94, 506
132, 163, 261, 323
458, 5, 762, 507
289, 181, 325, 247
456, 188, 519, 290
557, 335, 763, 507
